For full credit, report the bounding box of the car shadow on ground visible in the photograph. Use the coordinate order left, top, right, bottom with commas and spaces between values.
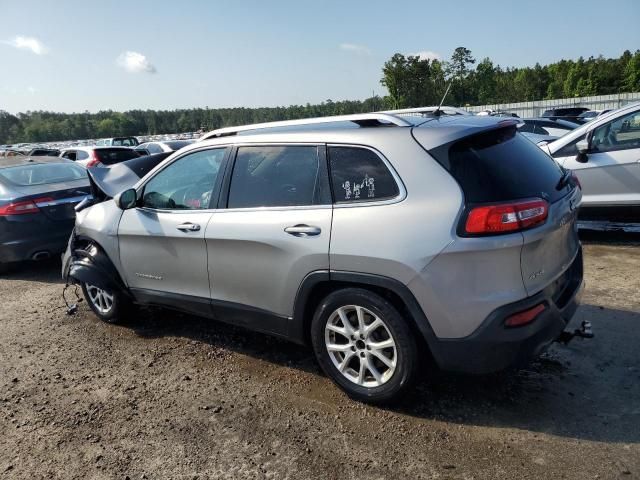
127, 302, 640, 445
0, 258, 63, 284
579, 229, 640, 245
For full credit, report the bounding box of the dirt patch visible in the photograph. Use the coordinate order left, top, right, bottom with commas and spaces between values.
1, 239, 639, 479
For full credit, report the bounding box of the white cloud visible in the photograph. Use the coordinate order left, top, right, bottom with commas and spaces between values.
27, 86, 37, 94
339, 43, 371, 56
116, 51, 157, 74
2, 36, 49, 55
412, 50, 441, 61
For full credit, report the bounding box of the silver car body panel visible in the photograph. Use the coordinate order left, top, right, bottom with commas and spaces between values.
67, 114, 581, 343
406, 232, 526, 338
328, 137, 461, 288
72, 199, 127, 281
205, 206, 332, 317
118, 208, 214, 298
520, 187, 582, 296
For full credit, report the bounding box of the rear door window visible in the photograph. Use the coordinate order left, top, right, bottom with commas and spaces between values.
430, 126, 566, 204
227, 146, 324, 208
328, 146, 399, 203
62, 150, 77, 161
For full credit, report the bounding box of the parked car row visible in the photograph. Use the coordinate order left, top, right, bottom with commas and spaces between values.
517, 118, 580, 143
1, 132, 199, 157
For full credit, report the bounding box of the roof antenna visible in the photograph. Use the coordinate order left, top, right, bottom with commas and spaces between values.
432, 80, 453, 117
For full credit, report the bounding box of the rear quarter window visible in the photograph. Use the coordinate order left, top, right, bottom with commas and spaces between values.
430, 126, 566, 204
328, 146, 399, 203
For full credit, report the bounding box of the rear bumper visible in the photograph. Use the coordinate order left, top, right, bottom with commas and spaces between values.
430, 247, 584, 374
0, 218, 74, 263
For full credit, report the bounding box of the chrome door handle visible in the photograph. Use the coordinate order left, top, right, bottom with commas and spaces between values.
284, 225, 321, 237
177, 222, 201, 232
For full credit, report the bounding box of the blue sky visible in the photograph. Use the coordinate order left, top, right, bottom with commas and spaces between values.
1, 0, 639, 113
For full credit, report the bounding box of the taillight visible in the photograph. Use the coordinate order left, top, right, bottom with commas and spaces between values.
86, 151, 100, 168
464, 198, 549, 235
505, 303, 546, 327
0, 196, 54, 216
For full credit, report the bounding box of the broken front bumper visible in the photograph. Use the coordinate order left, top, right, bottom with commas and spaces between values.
61, 231, 128, 293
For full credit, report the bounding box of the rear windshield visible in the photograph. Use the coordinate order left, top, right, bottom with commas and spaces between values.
0, 163, 86, 186
430, 126, 566, 204
95, 148, 140, 165
29, 149, 60, 156
111, 137, 138, 147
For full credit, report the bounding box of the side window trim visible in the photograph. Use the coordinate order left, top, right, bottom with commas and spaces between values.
137, 146, 230, 212
327, 143, 406, 208
220, 143, 330, 211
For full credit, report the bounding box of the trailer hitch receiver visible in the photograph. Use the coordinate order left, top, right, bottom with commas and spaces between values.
557, 320, 594, 345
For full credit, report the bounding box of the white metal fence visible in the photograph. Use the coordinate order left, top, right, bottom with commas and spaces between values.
466, 92, 640, 117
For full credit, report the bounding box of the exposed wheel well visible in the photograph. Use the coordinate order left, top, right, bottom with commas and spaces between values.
68, 235, 129, 296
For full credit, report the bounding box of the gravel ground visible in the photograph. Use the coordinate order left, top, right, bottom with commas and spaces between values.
1, 234, 639, 479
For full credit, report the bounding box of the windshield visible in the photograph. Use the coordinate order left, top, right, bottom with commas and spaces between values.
0, 162, 86, 186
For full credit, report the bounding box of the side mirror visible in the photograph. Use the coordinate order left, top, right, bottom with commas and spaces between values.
575, 139, 590, 163
115, 188, 138, 210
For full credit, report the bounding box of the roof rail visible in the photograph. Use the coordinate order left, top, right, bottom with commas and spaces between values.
380, 106, 472, 116
199, 113, 412, 140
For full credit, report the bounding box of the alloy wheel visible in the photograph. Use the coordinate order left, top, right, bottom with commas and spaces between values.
86, 284, 114, 315
324, 305, 397, 387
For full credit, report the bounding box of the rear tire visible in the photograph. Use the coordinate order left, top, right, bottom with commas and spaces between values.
81, 282, 130, 324
311, 288, 418, 404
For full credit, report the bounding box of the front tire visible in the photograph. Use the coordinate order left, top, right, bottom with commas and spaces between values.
311, 288, 417, 404
81, 283, 130, 324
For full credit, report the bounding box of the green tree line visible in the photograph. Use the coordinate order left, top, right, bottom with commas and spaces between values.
1, 48, 639, 144
381, 48, 640, 108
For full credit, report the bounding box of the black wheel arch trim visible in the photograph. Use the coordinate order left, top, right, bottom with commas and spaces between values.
66, 234, 130, 297
290, 270, 442, 352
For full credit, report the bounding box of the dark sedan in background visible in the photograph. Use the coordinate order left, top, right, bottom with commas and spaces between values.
0, 156, 90, 272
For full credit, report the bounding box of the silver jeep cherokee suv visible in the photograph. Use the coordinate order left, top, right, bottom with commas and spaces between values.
63, 112, 584, 403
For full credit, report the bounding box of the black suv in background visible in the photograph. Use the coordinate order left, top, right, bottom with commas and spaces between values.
541, 107, 590, 124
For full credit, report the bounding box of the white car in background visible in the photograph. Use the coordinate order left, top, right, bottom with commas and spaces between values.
577, 109, 612, 123
540, 102, 640, 229
134, 140, 195, 156
59, 146, 140, 168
